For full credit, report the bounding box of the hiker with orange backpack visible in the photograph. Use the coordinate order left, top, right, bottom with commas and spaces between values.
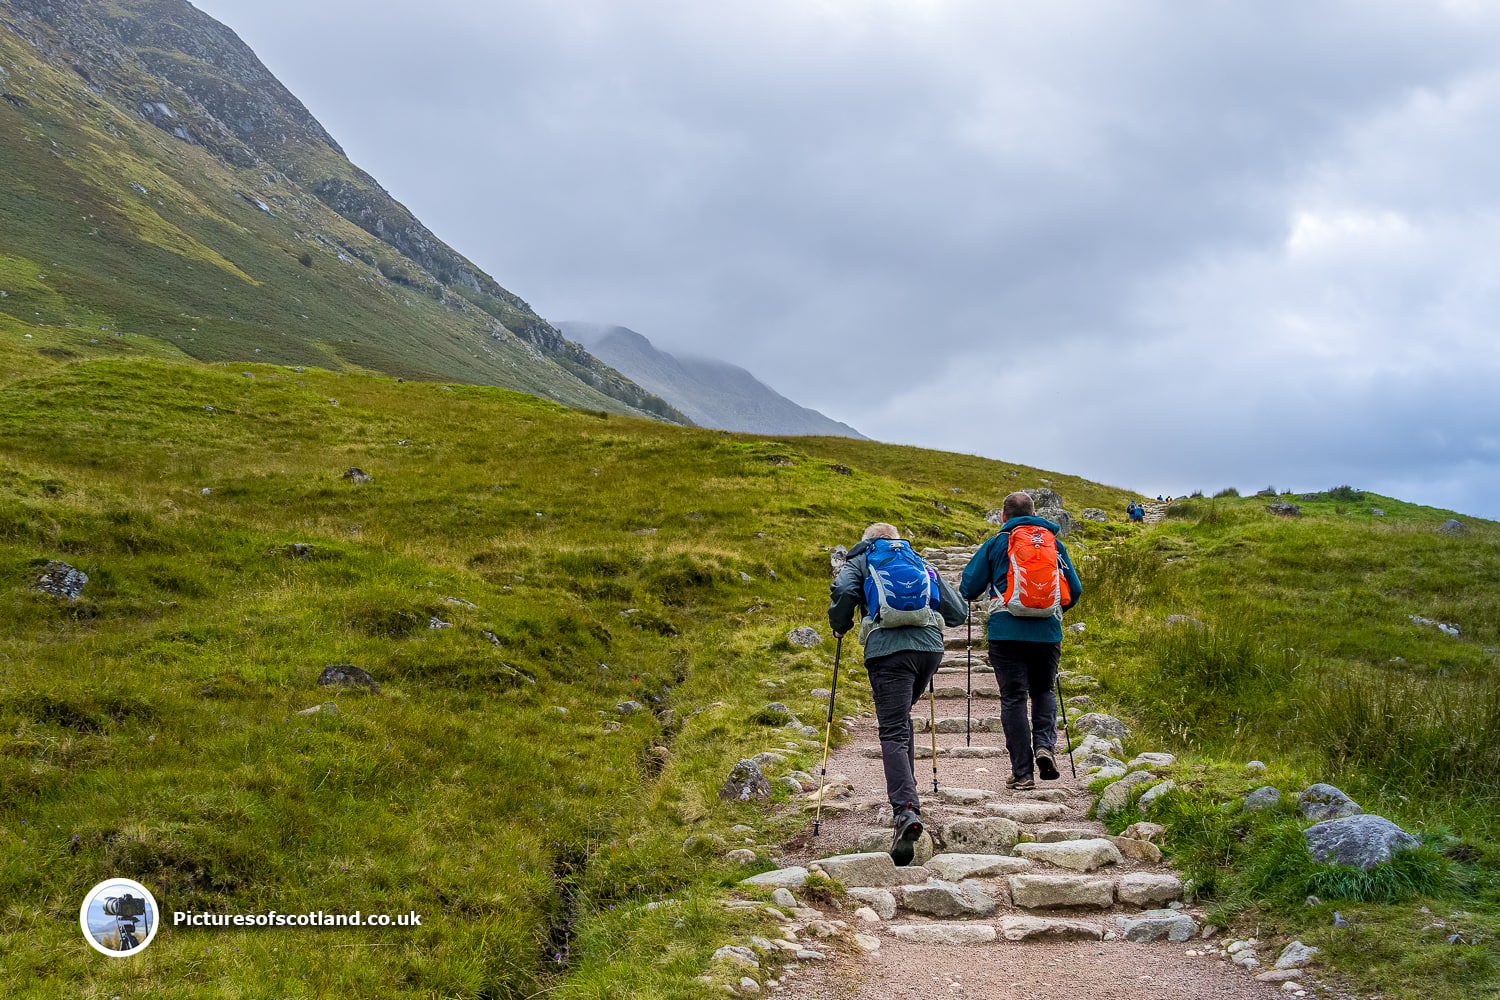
959, 492, 1083, 790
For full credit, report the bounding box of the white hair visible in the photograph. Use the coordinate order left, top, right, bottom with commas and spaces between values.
861, 522, 901, 541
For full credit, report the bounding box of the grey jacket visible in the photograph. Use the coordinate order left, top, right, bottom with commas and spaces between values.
827, 539, 969, 660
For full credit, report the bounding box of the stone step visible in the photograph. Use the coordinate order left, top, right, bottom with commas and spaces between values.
860, 744, 1007, 759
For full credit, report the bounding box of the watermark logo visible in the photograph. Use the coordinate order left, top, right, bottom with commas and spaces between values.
80, 879, 159, 957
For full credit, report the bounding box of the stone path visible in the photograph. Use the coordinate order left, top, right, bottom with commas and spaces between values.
742, 545, 1299, 1000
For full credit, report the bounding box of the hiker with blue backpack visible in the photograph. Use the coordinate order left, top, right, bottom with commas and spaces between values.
960, 492, 1083, 790
828, 523, 967, 864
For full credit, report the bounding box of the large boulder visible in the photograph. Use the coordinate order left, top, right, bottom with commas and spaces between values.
1437, 519, 1469, 536
1303, 815, 1419, 871
941, 817, 1022, 854
719, 759, 773, 801
1298, 783, 1362, 821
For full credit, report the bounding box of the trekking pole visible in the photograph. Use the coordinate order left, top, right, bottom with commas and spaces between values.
813, 635, 843, 837
1055, 673, 1078, 780
928, 676, 939, 794
965, 602, 973, 747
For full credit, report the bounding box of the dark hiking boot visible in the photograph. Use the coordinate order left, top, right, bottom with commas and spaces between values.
890, 806, 923, 867
1005, 774, 1036, 791
1035, 747, 1059, 781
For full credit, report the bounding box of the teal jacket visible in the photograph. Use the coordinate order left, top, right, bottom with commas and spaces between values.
828, 539, 969, 660
959, 516, 1082, 643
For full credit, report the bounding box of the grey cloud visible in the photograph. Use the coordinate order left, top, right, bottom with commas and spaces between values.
196, 0, 1500, 516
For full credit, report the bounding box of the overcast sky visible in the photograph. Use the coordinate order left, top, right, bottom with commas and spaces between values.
195, 0, 1500, 518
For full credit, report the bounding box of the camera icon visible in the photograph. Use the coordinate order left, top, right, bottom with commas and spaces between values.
80, 879, 159, 956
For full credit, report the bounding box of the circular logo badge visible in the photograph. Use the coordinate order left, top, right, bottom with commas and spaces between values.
80, 878, 159, 957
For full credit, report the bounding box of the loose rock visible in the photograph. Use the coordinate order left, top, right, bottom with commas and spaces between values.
845, 888, 896, 920
720, 760, 773, 801
1298, 783, 1362, 821
1275, 940, 1320, 969
1304, 814, 1419, 870
1120, 821, 1165, 843
318, 664, 379, 692
342, 467, 373, 484
1138, 779, 1177, 812
1438, 519, 1469, 536
1072, 713, 1130, 743
786, 627, 822, 648
1244, 786, 1282, 812
1118, 909, 1198, 942
34, 561, 88, 600
1096, 770, 1160, 817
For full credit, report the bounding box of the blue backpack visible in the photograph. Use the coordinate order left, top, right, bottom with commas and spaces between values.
860, 539, 942, 641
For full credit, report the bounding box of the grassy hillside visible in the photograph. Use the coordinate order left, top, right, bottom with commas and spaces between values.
0, 1, 687, 423
1, 326, 1496, 997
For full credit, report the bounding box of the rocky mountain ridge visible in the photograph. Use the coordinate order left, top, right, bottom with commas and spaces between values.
562, 322, 866, 439
0, 0, 687, 421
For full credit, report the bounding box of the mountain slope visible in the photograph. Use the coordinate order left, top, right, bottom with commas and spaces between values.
562, 322, 866, 438
0, 0, 687, 422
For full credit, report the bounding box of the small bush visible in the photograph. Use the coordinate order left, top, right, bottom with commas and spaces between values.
1214, 486, 1240, 498
1327, 484, 1366, 502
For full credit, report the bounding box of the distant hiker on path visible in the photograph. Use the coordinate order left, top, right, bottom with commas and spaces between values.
960, 492, 1082, 790
828, 523, 967, 864
1127, 501, 1145, 523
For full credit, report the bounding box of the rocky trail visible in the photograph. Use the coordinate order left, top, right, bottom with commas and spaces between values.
717, 544, 1326, 1000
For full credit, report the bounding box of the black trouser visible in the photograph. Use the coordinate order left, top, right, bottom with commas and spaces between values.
865, 649, 943, 811
988, 640, 1061, 781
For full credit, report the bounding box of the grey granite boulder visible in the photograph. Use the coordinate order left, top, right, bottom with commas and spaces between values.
787, 627, 823, 648
1298, 783, 1362, 821
1012, 839, 1122, 873
1118, 909, 1198, 942
720, 759, 772, 801
1304, 815, 1419, 871
740, 867, 808, 888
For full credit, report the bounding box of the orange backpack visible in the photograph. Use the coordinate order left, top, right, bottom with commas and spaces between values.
987, 525, 1069, 619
